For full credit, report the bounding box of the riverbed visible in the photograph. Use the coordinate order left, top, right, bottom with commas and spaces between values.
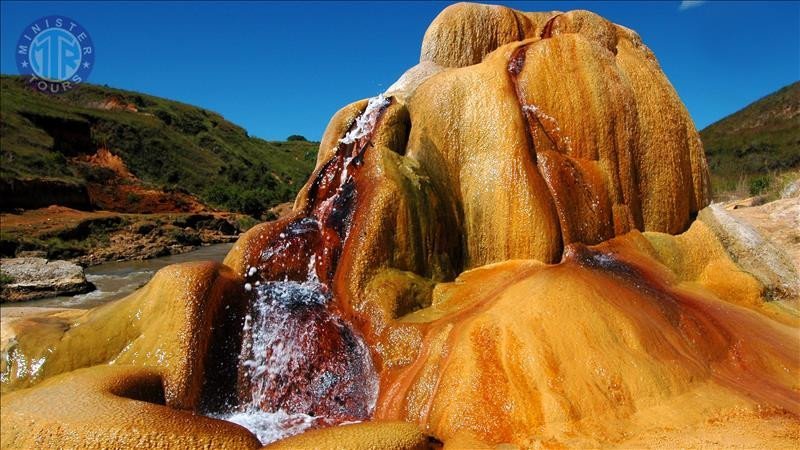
0, 243, 234, 316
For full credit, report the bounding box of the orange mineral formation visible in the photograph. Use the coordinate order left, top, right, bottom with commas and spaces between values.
1, 3, 797, 449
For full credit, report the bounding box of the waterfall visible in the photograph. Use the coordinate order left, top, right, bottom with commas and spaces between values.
214, 95, 391, 444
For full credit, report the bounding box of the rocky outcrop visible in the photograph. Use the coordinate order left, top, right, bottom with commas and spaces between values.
0, 258, 94, 302
0, 178, 91, 211
700, 202, 799, 301
309, 4, 710, 274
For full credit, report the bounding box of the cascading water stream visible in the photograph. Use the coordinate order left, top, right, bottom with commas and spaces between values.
214, 95, 391, 444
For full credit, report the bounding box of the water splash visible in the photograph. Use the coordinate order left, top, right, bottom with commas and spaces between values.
214, 95, 390, 444
339, 94, 390, 145
219, 409, 327, 445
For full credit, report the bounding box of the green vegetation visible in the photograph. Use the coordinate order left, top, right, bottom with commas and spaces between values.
287, 134, 308, 141
0, 75, 318, 216
701, 81, 799, 200
0, 272, 14, 286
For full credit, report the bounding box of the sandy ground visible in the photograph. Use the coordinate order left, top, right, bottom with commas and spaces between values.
0, 306, 74, 319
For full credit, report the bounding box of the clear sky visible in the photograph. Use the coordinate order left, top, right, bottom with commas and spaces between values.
2, 1, 798, 141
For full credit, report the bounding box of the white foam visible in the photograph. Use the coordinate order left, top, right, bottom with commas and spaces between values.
216, 409, 325, 445
339, 94, 390, 145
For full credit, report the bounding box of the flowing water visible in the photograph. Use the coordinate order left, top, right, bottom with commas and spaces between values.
0, 243, 234, 312
213, 95, 390, 444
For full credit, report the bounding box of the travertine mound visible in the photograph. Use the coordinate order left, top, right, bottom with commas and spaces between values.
1, 261, 246, 411
375, 224, 799, 446
2, 3, 795, 449
314, 4, 709, 275
1, 365, 261, 449
262, 421, 429, 450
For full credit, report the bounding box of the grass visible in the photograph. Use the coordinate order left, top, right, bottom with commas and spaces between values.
719, 169, 799, 202
701, 81, 799, 200
0, 75, 318, 216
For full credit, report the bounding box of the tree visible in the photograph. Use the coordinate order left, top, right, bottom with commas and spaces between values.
287, 135, 307, 142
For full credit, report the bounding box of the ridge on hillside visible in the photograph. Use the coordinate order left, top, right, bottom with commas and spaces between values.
0, 75, 317, 217
701, 81, 800, 198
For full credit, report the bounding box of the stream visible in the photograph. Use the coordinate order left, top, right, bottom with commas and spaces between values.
0, 243, 234, 312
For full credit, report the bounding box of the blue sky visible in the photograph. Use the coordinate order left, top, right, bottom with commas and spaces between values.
2, 1, 798, 141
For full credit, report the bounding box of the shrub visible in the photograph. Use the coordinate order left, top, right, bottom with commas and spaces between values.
238, 190, 267, 218
749, 176, 770, 195
126, 192, 142, 204
287, 135, 307, 141
0, 272, 15, 286
154, 109, 174, 125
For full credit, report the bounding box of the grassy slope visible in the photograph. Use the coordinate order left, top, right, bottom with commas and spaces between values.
0, 75, 317, 216
701, 81, 800, 198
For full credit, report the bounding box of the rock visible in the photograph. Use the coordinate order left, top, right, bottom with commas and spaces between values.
724, 195, 768, 210
375, 230, 798, 446
419, 3, 557, 68
130, 220, 156, 235
0, 262, 246, 403
0, 258, 94, 302
297, 5, 710, 275
699, 203, 799, 301
781, 177, 800, 198
14, 250, 47, 258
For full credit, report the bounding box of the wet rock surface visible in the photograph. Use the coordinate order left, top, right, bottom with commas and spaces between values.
0, 258, 94, 302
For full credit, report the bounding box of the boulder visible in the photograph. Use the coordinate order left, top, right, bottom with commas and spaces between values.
0, 258, 94, 302
782, 178, 800, 199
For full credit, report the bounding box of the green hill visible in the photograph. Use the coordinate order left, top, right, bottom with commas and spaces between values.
0, 75, 317, 217
701, 81, 800, 198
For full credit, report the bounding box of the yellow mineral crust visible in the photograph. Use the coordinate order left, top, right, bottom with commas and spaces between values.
262, 421, 429, 450
0, 364, 261, 449
1, 261, 245, 410
375, 228, 799, 447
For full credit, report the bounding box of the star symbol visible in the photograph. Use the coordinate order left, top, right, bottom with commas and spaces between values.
20, 60, 28, 68
82, 61, 90, 68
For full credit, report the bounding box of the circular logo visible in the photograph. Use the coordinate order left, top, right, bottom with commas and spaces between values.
16, 16, 94, 94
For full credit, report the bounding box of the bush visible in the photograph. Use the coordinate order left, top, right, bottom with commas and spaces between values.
154, 109, 174, 125
238, 190, 267, 218
749, 176, 770, 195
287, 135, 307, 141
0, 272, 15, 286
126, 192, 142, 204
